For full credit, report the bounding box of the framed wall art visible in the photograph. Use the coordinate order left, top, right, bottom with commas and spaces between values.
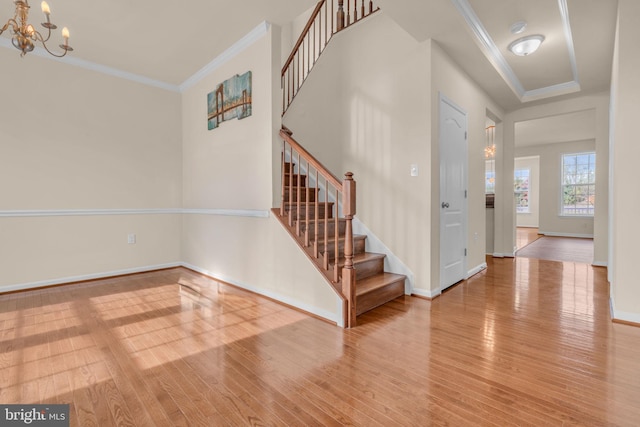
207, 71, 252, 130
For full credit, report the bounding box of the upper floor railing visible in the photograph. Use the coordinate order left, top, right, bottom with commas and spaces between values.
281, 0, 379, 115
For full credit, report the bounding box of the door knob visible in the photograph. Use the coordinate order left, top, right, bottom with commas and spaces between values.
441, 202, 450, 209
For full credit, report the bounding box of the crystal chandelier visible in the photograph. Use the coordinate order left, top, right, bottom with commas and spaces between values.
0, 1, 72, 57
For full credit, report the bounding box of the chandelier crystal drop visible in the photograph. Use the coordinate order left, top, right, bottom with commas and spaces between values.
0, 0, 72, 57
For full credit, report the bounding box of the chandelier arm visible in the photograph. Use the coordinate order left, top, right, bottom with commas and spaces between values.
38, 23, 52, 43
0, 18, 19, 35
38, 38, 68, 58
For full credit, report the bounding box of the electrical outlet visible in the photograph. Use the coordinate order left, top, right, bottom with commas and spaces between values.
127, 233, 136, 244
410, 164, 419, 177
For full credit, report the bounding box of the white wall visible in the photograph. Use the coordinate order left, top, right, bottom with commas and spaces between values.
515, 141, 597, 238
514, 156, 540, 228
283, 13, 504, 296
283, 13, 433, 294
609, 0, 640, 322
0, 48, 182, 290
180, 26, 341, 324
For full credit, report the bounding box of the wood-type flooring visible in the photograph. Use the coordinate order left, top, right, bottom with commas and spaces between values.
1, 261, 638, 426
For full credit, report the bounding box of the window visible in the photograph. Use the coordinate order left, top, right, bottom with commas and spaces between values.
561, 152, 595, 216
485, 160, 495, 194
514, 168, 530, 213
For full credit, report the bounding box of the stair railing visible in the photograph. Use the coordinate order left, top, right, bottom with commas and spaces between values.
280, 128, 357, 327
281, 0, 379, 115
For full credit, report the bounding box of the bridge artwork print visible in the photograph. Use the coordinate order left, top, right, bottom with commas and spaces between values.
207, 71, 252, 130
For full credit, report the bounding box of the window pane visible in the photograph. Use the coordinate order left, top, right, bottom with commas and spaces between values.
514, 168, 530, 213
561, 152, 595, 216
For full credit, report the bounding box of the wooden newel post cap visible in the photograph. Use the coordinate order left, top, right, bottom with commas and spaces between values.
345, 172, 354, 180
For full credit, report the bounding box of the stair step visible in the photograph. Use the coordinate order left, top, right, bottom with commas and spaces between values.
285, 202, 334, 220
283, 162, 295, 174
356, 273, 406, 316
283, 173, 307, 187
284, 186, 318, 202
331, 252, 386, 281
296, 218, 346, 239
318, 234, 366, 258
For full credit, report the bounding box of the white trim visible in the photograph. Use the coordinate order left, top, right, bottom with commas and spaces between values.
0, 38, 180, 92
1, 21, 271, 93
181, 262, 342, 326
352, 217, 415, 295
466, 262, 487, 279
539, 231, 594, 239
450, 0, 525, 97
0, 208, 182, 218
179, 21, 270, 92
610, 296, 640, 325
412, 287, 441, 299
182, 209, 269, 218
0, 208, 270, 218
492, 252, 516, 258
450, 0, 581, 103
0, 262, 181, 294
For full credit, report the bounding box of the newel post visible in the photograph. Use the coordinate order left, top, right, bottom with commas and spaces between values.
337, 0, 345, 31
342, 172, 356, 328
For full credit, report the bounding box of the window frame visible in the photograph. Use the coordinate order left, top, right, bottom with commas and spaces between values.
560, 151, 596, 217
514, 167, 531, 214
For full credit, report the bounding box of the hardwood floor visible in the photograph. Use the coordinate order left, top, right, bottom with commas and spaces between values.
516, 235, 595, 264
1, 262, 639, 426
516, 227, 541, 250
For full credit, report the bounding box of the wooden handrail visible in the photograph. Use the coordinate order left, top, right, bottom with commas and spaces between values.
280, 129, 342, 190
282, 0, 326, 77
279, 127, 357, 327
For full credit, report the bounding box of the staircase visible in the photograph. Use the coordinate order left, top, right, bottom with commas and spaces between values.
276, 1, 404, 328
274, 128, 406, 328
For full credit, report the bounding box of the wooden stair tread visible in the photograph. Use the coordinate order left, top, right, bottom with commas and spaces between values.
317, 234, 366, 244
356, 272, 406, 296
332, 252, 386, 268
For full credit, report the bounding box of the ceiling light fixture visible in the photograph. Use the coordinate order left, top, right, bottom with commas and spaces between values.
0, 0, 72, 57
508, 35, 544, 56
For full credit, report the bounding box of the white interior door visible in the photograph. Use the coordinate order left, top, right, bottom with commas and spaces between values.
439, 95, 468, 290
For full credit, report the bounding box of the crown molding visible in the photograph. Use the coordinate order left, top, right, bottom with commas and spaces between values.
451, 0, 580, 103
179, 21, 270, 92
1, 20, 271, 93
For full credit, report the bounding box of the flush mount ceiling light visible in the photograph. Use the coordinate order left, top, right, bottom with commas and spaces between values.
0, 0, 72, 57
508, 34, 545, 56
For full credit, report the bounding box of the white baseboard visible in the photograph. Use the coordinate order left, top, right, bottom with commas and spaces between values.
492, 252, 515, 258
539, 231, 594, 239
467, 263, 487, 278
412, 287, 440, 299
181, 262, 343, 326
610, 296, 640, 325
0, 262, 182, 294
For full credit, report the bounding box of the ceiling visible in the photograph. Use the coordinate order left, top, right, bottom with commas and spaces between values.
377, 0, 618, 111
0, 0, 618, 115
0, 0, 317, 85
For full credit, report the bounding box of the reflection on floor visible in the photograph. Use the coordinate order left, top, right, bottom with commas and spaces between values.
516, 235, 594, 264
516, 227, 541, 250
